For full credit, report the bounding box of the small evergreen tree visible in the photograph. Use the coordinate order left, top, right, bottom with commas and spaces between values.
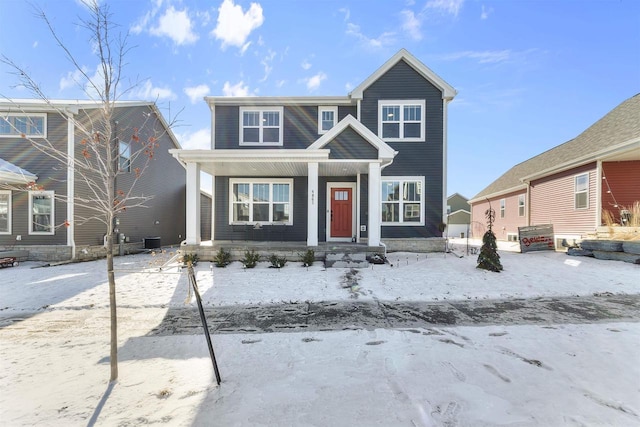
477, 206, 503, 272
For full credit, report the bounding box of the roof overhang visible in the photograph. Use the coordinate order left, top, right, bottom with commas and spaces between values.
468, 183, 528, 205
0, 158, 38, 185
520, 138, 640, 183
205, 96, 353, 107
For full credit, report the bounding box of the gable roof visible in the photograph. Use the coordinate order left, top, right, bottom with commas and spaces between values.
307, 115, 397, 160
0, 158, 38, 184
470, 93, 640, 203
350, 49, 457, 100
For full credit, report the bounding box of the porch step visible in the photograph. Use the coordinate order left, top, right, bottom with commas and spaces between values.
324, 252, 369, 268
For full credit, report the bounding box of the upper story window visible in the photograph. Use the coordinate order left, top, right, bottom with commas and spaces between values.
0, 191, 11, 234
575, 173, 589, 209
118, 140, 131, 172
29, 191, 54, 235
240, 107, 283, 146
381, 177, 424, 225
518, 194, 526, 217
318, 106, 338, 134
500, 198, 506, 218
0, 113, 46, 138
378, 100, 425, 142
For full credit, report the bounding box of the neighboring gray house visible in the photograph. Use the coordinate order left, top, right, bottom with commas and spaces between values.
446, 193, 470, 238
171, 49, 456, 252
0, 99, 186, 261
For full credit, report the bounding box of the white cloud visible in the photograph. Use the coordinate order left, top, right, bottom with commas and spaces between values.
150, 6, 199, 45
305, 72, 327, 92
260, 50, 276, 82
400, 10, 422, 40
130, 0, 163, 35
59, 67, 88, 91
480, 4, 492, 20
346, 23, 395, 49
176, 128, 211, 150
425, 0, 464, 17
184, 84, 210, 104
438, 50, 512, 64
212, 0, 264, 50
301, 60, 312, 70
222, 81, 250, 97
339, 7, 350, 21
276, 80, 286, 88
133, 80, 177, 100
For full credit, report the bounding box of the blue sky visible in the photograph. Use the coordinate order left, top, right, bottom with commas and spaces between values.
1, 0, 639, 199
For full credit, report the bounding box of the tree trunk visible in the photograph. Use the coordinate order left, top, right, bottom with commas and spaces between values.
106, 232, 118, 382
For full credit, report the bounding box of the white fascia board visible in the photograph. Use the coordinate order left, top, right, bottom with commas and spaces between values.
520, 138, 640, 183
0, 99, 154, 111
206, 96, 353, 106
350, 48, 457, 100
468, 184, 528, 205
307, 114, 397, 159
169, 148, 331, 163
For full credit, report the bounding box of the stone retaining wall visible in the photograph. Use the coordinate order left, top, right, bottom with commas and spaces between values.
569, 239, 640, 264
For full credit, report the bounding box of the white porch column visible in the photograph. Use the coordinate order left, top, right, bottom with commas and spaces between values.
368, 162, 381, 246
307, 162, 319, 246
186, 162, 201, 245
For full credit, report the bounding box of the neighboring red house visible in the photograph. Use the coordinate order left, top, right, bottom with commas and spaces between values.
469, 93, 640, 248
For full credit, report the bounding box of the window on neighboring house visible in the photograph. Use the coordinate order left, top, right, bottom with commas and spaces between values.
119, 140, 131, 172
381, 177, 424, 225
240, 107, 283, 145
575, 173, 589, 209
230, 179, 292, 224
447, 205, 451, 215
29, 191, 54, 234
0, 113, 46, 138
518, 194, 525, 217
378, 100, 425, 141
0, 191, 10, 234
318, 106, 338, 134
500, 199, 506, 218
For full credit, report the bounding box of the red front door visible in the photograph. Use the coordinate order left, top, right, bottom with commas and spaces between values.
331, 188, 352, 238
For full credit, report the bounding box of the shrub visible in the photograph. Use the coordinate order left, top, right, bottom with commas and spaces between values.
214, 248, 232, 268
182, 253, 199, 266
299, 249, 315, 267
241, 249, 260, 268
268, 254, 287, 268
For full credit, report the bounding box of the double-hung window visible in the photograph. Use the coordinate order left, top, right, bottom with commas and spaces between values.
381, 177, 424, 225
518, 194, 526, 217
500, 199, 506, 218
378, 100, 425, 141
0, 191, 11, 234
230, 179, 292, 224
0, 113, 46, 138
240, 107, 283, 145
318, 106, 337, 134
575, 173, 589, 209
118, 140, 131, 172
29, 191, 54, 234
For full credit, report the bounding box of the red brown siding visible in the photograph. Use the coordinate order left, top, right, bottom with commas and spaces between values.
601, 160, 640, 223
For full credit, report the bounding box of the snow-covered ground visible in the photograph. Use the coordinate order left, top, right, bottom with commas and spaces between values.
1, 246, 639, 426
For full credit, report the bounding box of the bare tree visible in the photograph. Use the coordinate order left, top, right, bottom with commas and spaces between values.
1, 0, 169, 382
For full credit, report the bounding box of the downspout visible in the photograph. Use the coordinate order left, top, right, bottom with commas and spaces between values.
442, 97, 450, 238
378, 157, 396, 259
596, 160, 603, 229
66, 109, 76, 260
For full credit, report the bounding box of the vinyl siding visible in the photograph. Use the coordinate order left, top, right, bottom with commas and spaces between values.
326, 127, 378, 159
360, 59, 445, 238
470, 190, 527, 241
530, 163, 597, 235
0, 112, 68, 246
200, 192, 212, 241
601, 160, 640, 223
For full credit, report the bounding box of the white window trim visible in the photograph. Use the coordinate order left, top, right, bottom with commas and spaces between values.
518, 194, 525, 217
377, 100, 425, 142
28, 190, 55, 235
318, 106, 338, 134
574, 172, 589, 210
118, 139, 131, 172
500, 198, 506, 218
0, 113, 47, 138
239, 106, 284, 146
0, 190, 11, 235
381, 176, 425, 226
229, 178, 293, 225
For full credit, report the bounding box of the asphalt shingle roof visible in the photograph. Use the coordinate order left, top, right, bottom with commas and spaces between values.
471, 93, 640, 201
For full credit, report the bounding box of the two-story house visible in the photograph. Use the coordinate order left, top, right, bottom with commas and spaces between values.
171, 49, 456, 255
469, 93, 640, 247
446, 193, 471, 238
0, 99, 186, 261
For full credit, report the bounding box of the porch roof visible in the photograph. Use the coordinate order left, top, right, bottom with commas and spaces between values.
0, 158, 38, 184
169, 148, 387, 176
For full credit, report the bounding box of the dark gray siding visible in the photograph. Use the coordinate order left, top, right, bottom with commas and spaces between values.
284, 106, 320, 149
73, 106, 186, 247
338, 106, 357, 121
0, 112, 68, 246
213, 176, 307, 241
200, 192, 212, 241
327, 128, 378, 159
361, 59, 445, 238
